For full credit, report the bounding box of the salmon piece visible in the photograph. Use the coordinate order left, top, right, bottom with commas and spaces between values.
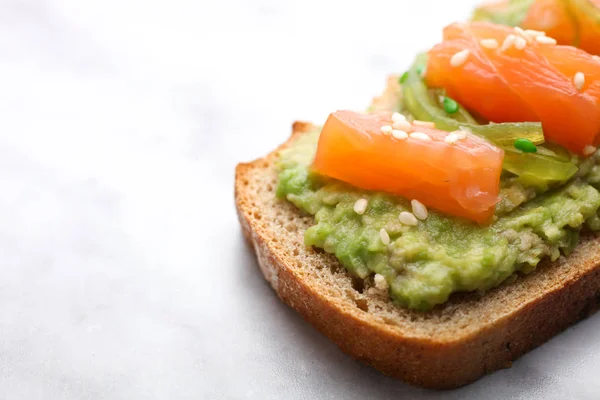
535, 44, 600, 148
570, 1, 600, 56
522, 0, 600, 55
426, 22, 600, 154
520, 0, 577, 46
426, 24, 538, 123
477, 0, 600, 55
312, 110, 504, 224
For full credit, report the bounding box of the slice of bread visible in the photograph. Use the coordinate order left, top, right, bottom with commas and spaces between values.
234, 76, 600, 389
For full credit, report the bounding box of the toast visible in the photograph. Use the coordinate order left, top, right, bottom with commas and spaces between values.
234, 76, 600, 389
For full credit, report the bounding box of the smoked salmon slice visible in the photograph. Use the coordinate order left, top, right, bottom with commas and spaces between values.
475, 0, 600, 55
426, 22, 600, 154
312, 110, 504, 224
520, 0, 577, 47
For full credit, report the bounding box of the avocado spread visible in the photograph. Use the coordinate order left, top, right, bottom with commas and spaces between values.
277, 129, 600, 310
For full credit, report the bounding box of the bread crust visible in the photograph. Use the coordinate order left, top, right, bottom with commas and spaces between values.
234, 81, 600, 389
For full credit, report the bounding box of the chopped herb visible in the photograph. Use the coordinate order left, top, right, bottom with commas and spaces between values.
442, 97, 459, 114
514, 138, 538, 153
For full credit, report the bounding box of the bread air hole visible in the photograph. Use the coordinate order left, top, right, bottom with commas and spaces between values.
350, 276, 365, 294
346, 289, 369, 312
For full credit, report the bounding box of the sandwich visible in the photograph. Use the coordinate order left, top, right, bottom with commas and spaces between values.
235, 18, 600, 389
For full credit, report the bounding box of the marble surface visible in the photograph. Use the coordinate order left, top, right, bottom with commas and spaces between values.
1, 0, 600, 398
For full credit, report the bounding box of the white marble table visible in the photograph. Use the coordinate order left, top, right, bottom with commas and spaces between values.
2, 0, 600, 398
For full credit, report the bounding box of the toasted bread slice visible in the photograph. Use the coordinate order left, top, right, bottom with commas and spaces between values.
234, 76, 600, 389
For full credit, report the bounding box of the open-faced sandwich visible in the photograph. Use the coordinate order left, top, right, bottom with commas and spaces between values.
236, 3, 600, 389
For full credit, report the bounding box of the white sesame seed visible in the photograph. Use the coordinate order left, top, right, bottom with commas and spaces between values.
374, 274, 389, 291
574, 72, 585, 91
535, 35, 557, 45
514, 36, 527, 50
584, 145, 597, 156
412, 120, 436, 128
353, 198, 368, 215
392, 119, 412, 132
399, 211, 419, 226
524, 29, 546, 37
379, 228, 391, 245
444, 130, 467, 144
520, 35, 533, 44
514, 26, 526, 36
500, 34, 516, 51
409, 132, 432, 141
450, 49, 470, 67
391, 129, 408, 140
411, 199, 429, 220
380, 125, 393, 135
391, 112, 406, 123
522, 29, 544, 43
444, 133, 460, 144
480, 38, 499, 49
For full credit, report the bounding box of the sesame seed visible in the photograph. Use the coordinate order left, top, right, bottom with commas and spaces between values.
392, 119, 412, 132
521, 29, 544, 43
444, 133, 460, 144
409, 132, 432, 141
374, 274, 389, 291
353, 198, 368, 215
524, 29, 545, 37
411, 199, 428, 220
593, 55, 600, 62
574, 72, 585, 91
379, 228, 390, 245
500, 34, 516, 51
520, 35, 534, 44
399, 211, 419, 226
514, 36, 527, 50
480, 38, 499, 49
380, 125, 393, 135
583, 145, 597, 156
444, 130, 467, 144
391, 112, 406, 123
391, 129, 408, 140
524, 29, 546, 43
413, 120, 436, 128
535, 35, 557, 45
450, 49, 470, 67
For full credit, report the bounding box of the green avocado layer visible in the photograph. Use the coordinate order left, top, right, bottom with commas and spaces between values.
277, 130, 600, 310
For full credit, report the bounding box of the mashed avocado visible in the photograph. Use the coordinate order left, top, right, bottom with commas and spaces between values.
277, 130, 600, 310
